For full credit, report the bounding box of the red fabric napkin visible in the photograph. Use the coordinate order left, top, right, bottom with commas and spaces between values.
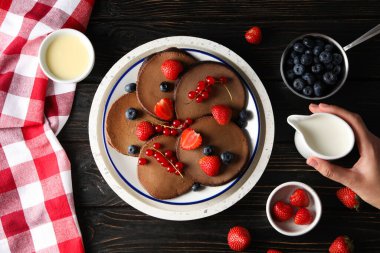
0, 0, 94, 252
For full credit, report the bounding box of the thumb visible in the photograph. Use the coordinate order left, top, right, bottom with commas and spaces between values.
307, 157, 355, 188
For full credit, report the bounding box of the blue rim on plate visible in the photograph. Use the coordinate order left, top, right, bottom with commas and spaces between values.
102, 48, 261, 205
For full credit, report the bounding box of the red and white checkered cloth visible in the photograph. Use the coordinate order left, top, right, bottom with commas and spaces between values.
0, 0, 94, 252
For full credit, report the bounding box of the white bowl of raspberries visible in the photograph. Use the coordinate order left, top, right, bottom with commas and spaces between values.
266, 181, 322, 236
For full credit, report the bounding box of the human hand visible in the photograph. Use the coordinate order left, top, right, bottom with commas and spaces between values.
306, 103, 380, 209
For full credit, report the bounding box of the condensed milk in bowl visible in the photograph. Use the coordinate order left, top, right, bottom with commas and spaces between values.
287, 113, 355, 160
38, 28, 94, 83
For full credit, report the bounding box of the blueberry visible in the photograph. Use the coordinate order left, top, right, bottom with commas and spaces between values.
236, 119, 247, 128
305, 50, 312, 55
293, 42, 305, 53
314, 56, 320, 64
323, 72, 338, 85
302, 72, 316, 85
333, 65, 342, 75
220, 152, 234, 164
293, 56, 300, 65
286, 69, 295, 80
290, 51, 299, 58
313, 81, 325, 97
332, 53, 343, 65
239, 109, 249, 121
315, 39, 325, 47
128, 145, 139, 155
293, 78, 305, 91
203, 145, 214, 156
311, 64, 323, 74
302, 86, 313, 96
313, 45, 323, 56
325, 44, 334, 52
160, 81, 171, 92
301, 54, 313, 66
325, 63, 334, 70
319, 51, 332, 64
293, 64, 305, 76
302, 37, 315, 48
124, 83, 136, 93
192, 183, 201, 191
125, 108, 137, 120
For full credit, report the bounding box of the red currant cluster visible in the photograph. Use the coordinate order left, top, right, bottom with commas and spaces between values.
187, 76, 228, 103
142, 142, 184, 176
153, 118, 193, 136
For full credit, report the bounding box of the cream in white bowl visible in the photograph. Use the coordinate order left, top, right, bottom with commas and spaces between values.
38, 28, 95, 83
266, 181, 322, 236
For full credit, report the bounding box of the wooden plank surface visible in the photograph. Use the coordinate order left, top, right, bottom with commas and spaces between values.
62, 0, 380, 252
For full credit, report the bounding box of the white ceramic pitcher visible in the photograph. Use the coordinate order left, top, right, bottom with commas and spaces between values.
287, 113, 355, 160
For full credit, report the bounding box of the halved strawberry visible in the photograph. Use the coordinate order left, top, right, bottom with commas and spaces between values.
211, 105, 232, 125
199, 156, 221, 177
161, 59, 183, 80
154, 98, 174, 121
180, 128, 202, 150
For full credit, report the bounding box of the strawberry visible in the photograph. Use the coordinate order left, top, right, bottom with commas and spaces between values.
294, 207, 313, 225
135, 121, 155, 141
211, 105, 232, 125
180, 128, 202, 150
336, 187, 360, 210
245, 26, 262, 45
272, 201, 293, 222
161, 59, 183, 80
198, 156, 220, 176
329, 235, 354, 253
289, 188, 310, 207
154, 98, 174, 121
267, 250, 283, 253
227, 226, 251, 252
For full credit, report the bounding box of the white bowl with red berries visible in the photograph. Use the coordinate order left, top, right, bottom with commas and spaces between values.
266, 181, 322, 236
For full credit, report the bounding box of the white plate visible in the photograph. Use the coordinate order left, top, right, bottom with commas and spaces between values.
89, 36, 274, 220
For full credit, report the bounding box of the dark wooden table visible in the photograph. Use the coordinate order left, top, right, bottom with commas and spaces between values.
60, 1, 380, 252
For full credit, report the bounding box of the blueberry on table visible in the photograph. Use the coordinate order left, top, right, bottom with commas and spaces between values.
315, 39, 325, 47
302, 86, 313, 96
293, 78, 305, 91
319, 51, 332, 64
160, 81, 172, 92
301, 54, 313, 66
286, 69, 295, 80
333, 65, 342, 75
192, 183, 201, 191
313, 81, 325, 97
325, 63, 334, 70
128, 145, 139, 155
221, 152, 234, 164
302, 37, 315, 48
302, 72, 316, 85
332, 53, 343, 65
324, 43, 334, 52
313, 45, 323, 56
293, 42, 305, 53
311, 64, 323, 74
125, 83, 136, 93
323, 72, 338, 85
293, 64, 305, 75
203, 145, 214, 156
305, 50, 312, 55
125, 108, 137, 120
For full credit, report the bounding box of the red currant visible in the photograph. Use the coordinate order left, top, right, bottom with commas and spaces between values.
175, 162, 184, 170
164, 150, 173, 158
169, 157, 178, 164
160, 160, 169, 167
172, 120, 181, 127
219, 76, 228, 84
201, 91, 209, 99
163, 128, 171, 136
167, 165, 176, 173
204, 86, 211, 92
153, 143, 161, 149
206, 76, 215, 85
197, 80, 206, 90
138, 158, 147, 165
170, 129, 178, 136
145, 149, 154, 156
195, 96, 203, 103
185, 118, 193, 125
155, 125, 163, 133
181, 123, 188, 129
153, 153, 159, 158
188, 91, 196, 99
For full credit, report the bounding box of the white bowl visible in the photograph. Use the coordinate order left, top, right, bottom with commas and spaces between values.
266, 181, 322, 236
38, 28, 95, 83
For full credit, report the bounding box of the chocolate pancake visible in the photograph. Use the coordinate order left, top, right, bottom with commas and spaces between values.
105, 93, 163, 156
137, 48, 197, 120
176, 116, 249, 186
138, 135, 194, 199
175, 61, 246, 120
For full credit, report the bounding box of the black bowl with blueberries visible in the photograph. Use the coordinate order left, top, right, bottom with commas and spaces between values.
280, 33, 348, 100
